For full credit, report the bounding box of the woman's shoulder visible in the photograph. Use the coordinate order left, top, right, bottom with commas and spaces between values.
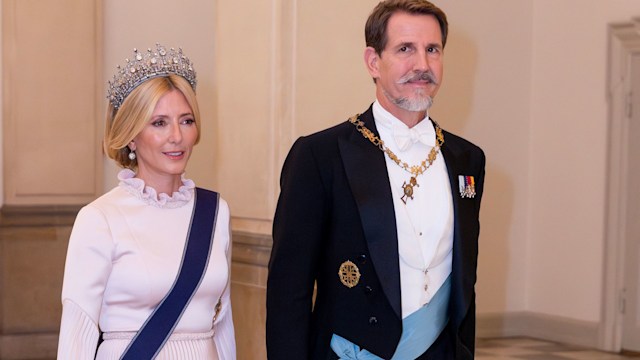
218, 195, 229, 212
83, 186, 129, 211
73, 186, 140, 227
195, 188, 230, 216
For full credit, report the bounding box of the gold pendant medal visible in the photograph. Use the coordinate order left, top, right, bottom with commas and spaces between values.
401, 176, 419, 204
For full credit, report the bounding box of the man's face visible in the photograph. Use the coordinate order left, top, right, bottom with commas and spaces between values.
365, 12, 444, 119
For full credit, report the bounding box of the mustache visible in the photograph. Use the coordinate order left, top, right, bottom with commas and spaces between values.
397, 71, 438, 85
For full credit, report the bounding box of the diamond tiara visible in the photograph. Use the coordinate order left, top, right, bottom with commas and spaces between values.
107, 43, 197, 109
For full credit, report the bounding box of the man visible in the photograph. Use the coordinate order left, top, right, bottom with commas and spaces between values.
267, 1, 485, 359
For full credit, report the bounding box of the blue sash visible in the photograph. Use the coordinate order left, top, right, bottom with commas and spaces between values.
120, 188, 219, 360
331, 274, 451, 360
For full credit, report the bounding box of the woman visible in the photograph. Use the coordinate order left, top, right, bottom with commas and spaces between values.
57, 44, 235, 359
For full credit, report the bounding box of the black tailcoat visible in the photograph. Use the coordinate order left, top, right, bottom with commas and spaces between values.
267, 106, 485, 359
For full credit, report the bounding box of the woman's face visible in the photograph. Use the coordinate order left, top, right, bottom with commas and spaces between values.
129, 89, 198, 190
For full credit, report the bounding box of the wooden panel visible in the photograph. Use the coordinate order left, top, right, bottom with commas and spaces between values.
2, 0, 102, 205
230, 231, 271, 360
0, 206, 76, 358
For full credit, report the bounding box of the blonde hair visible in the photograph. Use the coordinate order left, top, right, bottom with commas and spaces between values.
104, 75, 201, 169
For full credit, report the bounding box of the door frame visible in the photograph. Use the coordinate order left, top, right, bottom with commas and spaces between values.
602, 18, 640, 352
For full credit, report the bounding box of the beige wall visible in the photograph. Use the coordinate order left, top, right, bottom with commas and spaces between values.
0, 3, 3, 207
434, 1, 534, 316
528, 0, 640, 322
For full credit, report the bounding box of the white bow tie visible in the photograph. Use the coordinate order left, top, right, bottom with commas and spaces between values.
392, 123, 434, 151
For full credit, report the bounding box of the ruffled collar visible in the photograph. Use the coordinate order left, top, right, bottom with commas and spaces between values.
117, 169, 195, 209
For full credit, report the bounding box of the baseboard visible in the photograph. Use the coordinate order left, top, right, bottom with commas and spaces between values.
0, 333, 58, 359
477, 311, 600, 348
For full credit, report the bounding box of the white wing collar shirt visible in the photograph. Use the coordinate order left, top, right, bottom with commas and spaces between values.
372, 100, 454, 319
57, 169, 236, 360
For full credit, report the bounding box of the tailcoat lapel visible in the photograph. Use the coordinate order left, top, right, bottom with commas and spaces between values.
440, 134, 476, 329
338, 108, 402, 320
336, 108, 477, 326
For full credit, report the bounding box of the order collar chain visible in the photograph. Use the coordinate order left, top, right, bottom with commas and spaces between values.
348, 114, 445, 204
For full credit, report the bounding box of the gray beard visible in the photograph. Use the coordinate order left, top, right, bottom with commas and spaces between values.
384, 89, 433, 112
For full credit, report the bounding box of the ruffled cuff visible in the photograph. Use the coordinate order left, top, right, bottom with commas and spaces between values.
57, 299, 101, 359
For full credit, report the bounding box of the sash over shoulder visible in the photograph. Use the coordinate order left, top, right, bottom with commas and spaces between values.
120, 188, 219, 360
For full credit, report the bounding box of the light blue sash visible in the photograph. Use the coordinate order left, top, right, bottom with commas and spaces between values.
331, 274, 451, 360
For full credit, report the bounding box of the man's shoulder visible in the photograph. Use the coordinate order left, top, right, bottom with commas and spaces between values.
307, 119, 355, 140
442, 128, 484, 156
294, 118, 358, 151
299, 107, 374, 146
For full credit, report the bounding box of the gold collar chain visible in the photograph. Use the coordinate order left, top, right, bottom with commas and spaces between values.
348, 114, 444, 204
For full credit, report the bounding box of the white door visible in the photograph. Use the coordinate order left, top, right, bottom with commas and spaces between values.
622, 53, 640, 353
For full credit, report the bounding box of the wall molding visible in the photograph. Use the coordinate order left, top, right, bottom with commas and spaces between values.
232, 230, 272, 267
477, 311, 599, 348
0, 205, 80, 228
602, 17, 640, 352
0, 333, 58, 359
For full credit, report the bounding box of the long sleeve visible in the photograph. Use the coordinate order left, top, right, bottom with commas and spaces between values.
58, 205, 114, 359
213, 206, 236, 360
267, 137, 328, 359
57, 300, 101, 358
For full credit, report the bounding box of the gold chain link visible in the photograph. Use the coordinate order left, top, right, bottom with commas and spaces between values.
348, 114, 444, 177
